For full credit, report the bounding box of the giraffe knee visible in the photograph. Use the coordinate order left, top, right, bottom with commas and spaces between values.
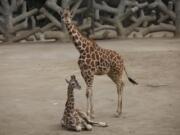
120, 82, 124, 92
75, 125, 82, 131
86, 90, 89, 98
86, 88, 92, 98
117, 81, 124, 91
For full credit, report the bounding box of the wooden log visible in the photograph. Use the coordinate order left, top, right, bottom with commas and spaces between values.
89, 29, 117, 39
13, 1, 28, 33
0, 23, 6, 35
0, 34, 5, 42
157, 1, 174, 23
93, 0, 118, 14
140, 23, 175, 36
94, 0, 149, 37
148, 0, 176, 21
71, 0, 83, 17
1, 0, 13, 40
124, 11, 156, 36
94, 25, 116, 32
40, 7, 62, 29
145, 31, 174, 38
36, 14, 46, 20
8, 27, 40, 43
11, 0, 24, 12
43, 31, 69, 41
40, 23, 55, 32
78, 17, 92, 30
0, 0, 39, 42
45, 0, 62, 13
13, 8, 38, 24
175, 0, 180, 37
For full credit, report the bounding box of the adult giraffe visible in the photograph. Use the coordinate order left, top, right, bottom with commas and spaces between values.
61, 9, 138, 119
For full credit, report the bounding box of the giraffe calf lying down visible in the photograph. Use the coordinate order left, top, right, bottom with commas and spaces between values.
61, 75, 108, 131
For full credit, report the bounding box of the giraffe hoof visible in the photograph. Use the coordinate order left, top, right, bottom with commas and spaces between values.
114, 112, 121, 118
86, 124, 93, 131
90, 114, 95, 119
99, 122, 108, 127
75, 125, 82, 132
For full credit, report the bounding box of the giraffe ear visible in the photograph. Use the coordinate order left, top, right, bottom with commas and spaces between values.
70, 11, 73, 17
65, 79, 69, 84
59, 8, 63, 14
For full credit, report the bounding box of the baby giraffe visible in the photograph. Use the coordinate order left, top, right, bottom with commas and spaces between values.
61, 75, 108, 131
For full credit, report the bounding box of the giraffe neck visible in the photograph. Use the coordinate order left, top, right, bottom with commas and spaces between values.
65, 21, 87, 53
65, 86, 75, 110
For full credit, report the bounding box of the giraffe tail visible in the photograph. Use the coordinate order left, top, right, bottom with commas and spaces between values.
124, 66, 138, 85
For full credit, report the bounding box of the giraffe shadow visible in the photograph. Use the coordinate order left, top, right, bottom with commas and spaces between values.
49, 123, 64, 131
49, 123, 77, 132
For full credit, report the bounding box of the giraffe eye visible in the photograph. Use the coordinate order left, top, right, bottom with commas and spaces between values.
71, 82, 75, 86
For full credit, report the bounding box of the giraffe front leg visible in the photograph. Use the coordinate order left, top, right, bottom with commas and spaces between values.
86, 86, 91, 117
89, 87, 95, 119
86, 86, 95, 119
81, 71, 95, 119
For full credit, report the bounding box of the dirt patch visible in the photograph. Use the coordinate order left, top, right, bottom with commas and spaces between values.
0, 39, 180, 135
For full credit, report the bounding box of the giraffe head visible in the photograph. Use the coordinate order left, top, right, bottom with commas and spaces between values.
65, 75, 81, 90
61, 8, 72, 23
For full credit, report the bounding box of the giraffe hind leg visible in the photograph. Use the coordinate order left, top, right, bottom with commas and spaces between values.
76, 110, 108, 127
81, 121, 93, 131
115, 80, 124, 117
75, 125, 82, 132
108, 72, 124, 117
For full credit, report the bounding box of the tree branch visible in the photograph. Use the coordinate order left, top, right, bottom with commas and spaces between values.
45, 0, 62, 13
140, 23, 176, 36
1, 0, 10, 11
13, 1, 28, 32
148, 0, 176, 20
124, 10, 156, 36
78, 17, 91, 31
0, 24, 6, 34
8, 27, 40, 43
40, 22, 54, 32
13, 8, 38, 24
94, 23, 116, 32
40, 7, 62, 29
0, 6, 4, 14
76, 7, 87, 15
71, 0, 83, 17
11, 0, 24, 12
93, 0, 118, 14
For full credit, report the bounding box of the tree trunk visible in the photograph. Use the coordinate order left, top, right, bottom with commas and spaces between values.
0, 0, 38, 42
0, 0, 177, 42
175, 0, 180, 37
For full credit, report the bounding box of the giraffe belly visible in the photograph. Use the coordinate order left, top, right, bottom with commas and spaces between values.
95, 72, 106, 75
94, 66, 110, 75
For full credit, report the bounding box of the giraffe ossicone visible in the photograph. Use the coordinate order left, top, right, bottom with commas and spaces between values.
61, 9, 138, 119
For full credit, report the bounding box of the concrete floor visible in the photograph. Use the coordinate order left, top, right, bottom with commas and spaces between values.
0, 39, 180, 135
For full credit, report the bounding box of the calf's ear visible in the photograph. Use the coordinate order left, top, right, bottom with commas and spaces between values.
65, 79, 69, 84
